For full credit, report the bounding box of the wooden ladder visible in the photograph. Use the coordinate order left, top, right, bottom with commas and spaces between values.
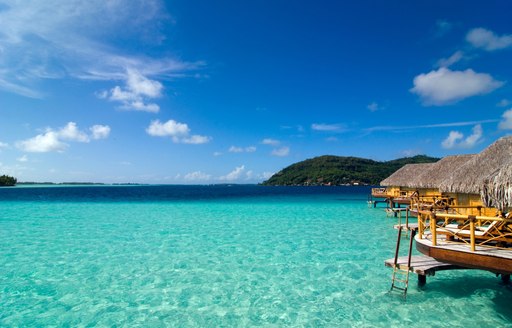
390, 227, 416, 298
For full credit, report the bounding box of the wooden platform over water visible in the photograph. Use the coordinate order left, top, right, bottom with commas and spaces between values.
385, 255, 467, 276
415, 236, 512, 274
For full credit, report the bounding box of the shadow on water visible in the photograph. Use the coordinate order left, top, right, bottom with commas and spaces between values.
420, 270, 512, 322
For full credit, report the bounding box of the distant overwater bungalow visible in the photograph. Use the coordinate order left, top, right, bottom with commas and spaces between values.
378, 136, 512, 294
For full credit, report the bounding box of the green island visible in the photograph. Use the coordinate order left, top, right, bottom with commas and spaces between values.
0, 174, 17, 186
262, 155, 440, 186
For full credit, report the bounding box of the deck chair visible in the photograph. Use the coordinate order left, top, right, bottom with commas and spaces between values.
438, 218, 512, 245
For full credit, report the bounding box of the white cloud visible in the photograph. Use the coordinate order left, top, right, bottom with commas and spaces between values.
229, 146, 256, 153
229, 146, 243, 153
147, 119, 189, 138
466, 28, 512, 51
16, 121, 108, 153
499, 109, 512, 130
311, 123, 346, 132
184, 171, 211, 182
0, 1, 201, 99
0, 141, 8, 149
271, 146, 290, 157
90, 125, 111, 140
59, 122, 90, 142
497, 99, 511, 107
17, 155, 28, 162
182, 135, 211, 145
0, 78, 43, 98
219, 165, 245, 181
102, 69, 162, 112
261, 138, 280, 146
213, 151, 223, 157
367, 102, 379, 112
463, 124, 483, 147
436, 51, 464, 68
146, 119, 210, 144
126, 69, 162, 98
127, 100, 160, 113
17, 130, 68, 153
410, 68, 503, 105
441, 124, 483, 149
442, 131, 464, 149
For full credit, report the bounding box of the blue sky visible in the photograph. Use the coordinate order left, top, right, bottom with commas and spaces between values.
1, 0, 512, 183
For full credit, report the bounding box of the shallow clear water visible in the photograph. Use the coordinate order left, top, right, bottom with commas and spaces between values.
1, 185, 511, 327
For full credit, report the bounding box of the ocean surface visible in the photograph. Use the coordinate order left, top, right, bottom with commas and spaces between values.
1, 185, 511, 327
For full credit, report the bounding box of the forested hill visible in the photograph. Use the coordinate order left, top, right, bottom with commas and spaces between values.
261, 155, 440, 186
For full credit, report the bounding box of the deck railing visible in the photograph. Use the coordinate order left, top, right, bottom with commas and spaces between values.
417, 209, 512, 251
410, 195, 450, 208
371, 187, 388, 197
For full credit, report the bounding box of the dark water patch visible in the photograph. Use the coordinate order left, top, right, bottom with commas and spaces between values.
0, 185, 373, 203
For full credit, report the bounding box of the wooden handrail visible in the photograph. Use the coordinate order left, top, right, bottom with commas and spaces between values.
417, 211, 512, 251
417, 211, 511, 222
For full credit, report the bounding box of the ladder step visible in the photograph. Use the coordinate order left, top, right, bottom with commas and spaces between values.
391, 286, 407, 291
393, 279, 408, 284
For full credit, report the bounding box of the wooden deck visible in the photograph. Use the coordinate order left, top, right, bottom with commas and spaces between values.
415, 236, 512, 274
385, 255, 466, 276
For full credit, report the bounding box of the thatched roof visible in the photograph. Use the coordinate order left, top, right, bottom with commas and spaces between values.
439, 137, 512, 195
411, 154, 474, 189
380, 163, 436, 187
380, 155, 474, 189
482, 164, 512, 211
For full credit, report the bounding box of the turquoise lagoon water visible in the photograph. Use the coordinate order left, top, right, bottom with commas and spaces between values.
1, 185, 511, 327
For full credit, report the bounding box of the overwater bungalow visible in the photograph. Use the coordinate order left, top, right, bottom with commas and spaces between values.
371, 163, 438, 208
415, 137, 512, 275
383, 136, 512, 278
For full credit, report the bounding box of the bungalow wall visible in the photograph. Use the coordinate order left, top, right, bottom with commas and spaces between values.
445, 192, 500, 216
416, 188, 442, 198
